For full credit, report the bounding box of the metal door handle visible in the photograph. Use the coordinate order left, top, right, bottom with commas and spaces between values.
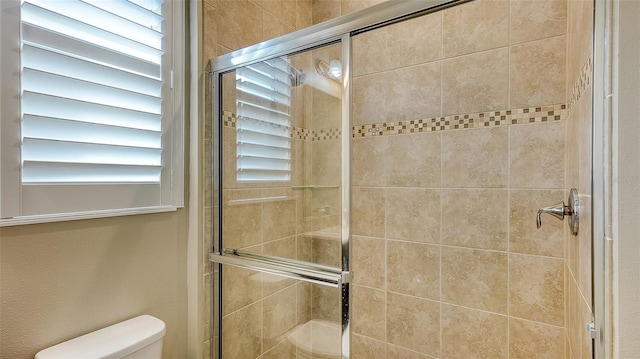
537, 188, 579, 235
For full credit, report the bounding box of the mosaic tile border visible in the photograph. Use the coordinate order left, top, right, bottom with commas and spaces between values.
222, 111, 340, 141
222, 111, 237, 128
224, 103, 567, 141
311, 128, 341, 141
352, 104, 567, 138
567, 57, 592, 113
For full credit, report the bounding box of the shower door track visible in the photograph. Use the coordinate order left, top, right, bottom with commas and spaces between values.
208, 1, 470, 358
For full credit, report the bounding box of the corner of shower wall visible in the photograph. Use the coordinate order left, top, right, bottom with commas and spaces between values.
201, 1, 324, 357
564, 0, 595, 358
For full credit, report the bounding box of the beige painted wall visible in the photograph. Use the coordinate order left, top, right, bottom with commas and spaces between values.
0, 211, 189, 359
614, 0, 640, 357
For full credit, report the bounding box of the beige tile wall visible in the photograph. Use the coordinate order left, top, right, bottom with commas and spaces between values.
200, 0, 589, 358
350, 0, 569, 358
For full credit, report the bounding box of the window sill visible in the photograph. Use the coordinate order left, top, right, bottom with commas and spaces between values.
0, 205, 180, 227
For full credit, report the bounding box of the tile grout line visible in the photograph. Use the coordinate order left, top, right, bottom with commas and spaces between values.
506, 0, 513, 344
439, 12, 445, 356
439, 110, 444, 358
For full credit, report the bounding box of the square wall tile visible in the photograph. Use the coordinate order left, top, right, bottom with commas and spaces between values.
222, 301, 262, 359
353, 72, 387, 126
442, 246, 508, 314
386, 132, 441, 188
352, 285, 386, 340
387, 240, 440, 300
509, 318, 564, 359
352, 334, 387, 358
567, 0, 593, 90
297, 282, 312, 324
510, 36, 567, 108
441, 304, 508, 359
222, 265, 262, 314
217, 0, 264, 50
261, 339, 296, 359
311, 236, 341, 267
310, 139, 342, 186
509, 121, 565, 189
263, 237, 297, 295
442, 48, 509, 115
312, 0, 341, 24
442, 0, 509, 58
352, 27, 389, 77
262, 9, 294, 41
385, 62, 442, 122
312, 283, 341, 322
263, 198, 296, 242
441, 189, 508, 251
203, 3, 217, 96
565, 109, 580, 191
352, 137, 387, 187
261, 0, 297, 28
263, 286, 298, 351
352, 187, 385, 238
567, 276, 581, 359
442, 126, 509, 188
296, 0, 313, 30
385, 188, 440, 243
387, 292, 440, 357
222, 190, 263, 249
352, 236, 386, 289
510, 0, 567, 45
510, 254, 564, 326
386, 12, 442, 69
509, 190, 565, 257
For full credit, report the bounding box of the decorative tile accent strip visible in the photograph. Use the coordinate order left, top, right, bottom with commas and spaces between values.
311, 128, 341, 141
225, 103, 567, 140
568, 57, 592, 113
222, 111, 237, 127
292, 127, 310, 141
352, 104, 567, 138
222, 111, 340, 141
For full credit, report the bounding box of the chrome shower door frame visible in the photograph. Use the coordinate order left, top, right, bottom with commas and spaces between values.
208, 1, 469, 358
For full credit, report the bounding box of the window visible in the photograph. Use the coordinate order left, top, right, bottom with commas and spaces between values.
0, 0, 184, 222
235, 58, 297, 182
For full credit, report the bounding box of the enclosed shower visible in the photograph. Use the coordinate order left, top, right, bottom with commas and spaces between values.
205, 0, 595, 358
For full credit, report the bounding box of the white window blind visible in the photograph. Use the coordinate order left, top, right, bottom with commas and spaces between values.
21, 0, 163, 184
235, 58, 294, 182
0, 0, 184, 221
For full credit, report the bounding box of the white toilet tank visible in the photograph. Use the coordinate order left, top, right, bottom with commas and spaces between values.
35, 315, 166, 359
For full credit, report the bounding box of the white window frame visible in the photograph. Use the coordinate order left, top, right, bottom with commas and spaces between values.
0, 0, 185, 226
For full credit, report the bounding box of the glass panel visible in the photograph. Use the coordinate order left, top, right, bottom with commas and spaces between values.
219, 267, 342, 358
218, 42, 343, 358
220, 42, 343, 266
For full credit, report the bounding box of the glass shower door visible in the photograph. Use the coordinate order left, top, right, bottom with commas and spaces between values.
211, 42, 346, 359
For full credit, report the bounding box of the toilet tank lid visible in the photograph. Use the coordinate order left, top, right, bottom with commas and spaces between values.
34, 315, 166, 359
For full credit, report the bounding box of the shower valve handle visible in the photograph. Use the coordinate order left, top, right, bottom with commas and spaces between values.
536, 188, 580, 235
536, 202, 568, 228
